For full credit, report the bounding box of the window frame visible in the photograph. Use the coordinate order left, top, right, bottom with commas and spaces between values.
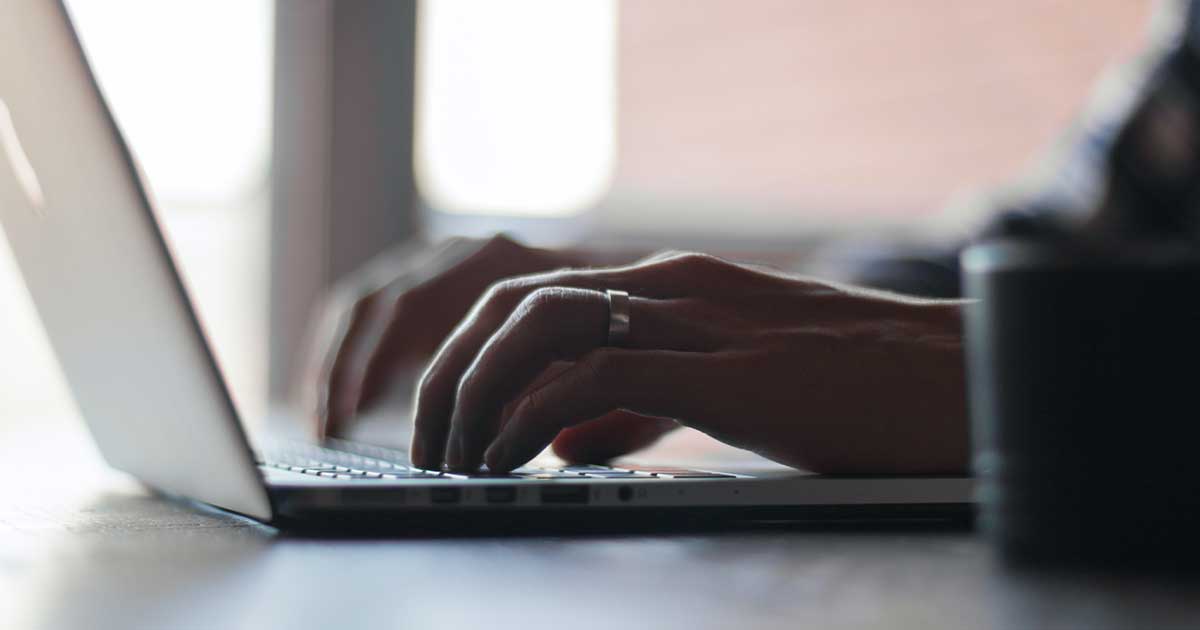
270, 0, 420, 399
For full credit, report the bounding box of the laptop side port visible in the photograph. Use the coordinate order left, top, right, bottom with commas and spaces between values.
485, 486, 517, 504
429, 487, 461, 504
540, 485, 589, 504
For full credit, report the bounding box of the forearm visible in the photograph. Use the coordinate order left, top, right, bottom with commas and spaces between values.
782, 295, 970, 474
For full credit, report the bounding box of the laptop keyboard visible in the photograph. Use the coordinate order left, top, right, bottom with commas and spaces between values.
258, 438, 735, 481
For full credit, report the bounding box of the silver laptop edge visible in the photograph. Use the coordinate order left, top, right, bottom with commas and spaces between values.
0, 0, 271, 519
0, 0, 970, 526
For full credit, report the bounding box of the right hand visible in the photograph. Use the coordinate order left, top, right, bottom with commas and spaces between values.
406, 252, 968, 474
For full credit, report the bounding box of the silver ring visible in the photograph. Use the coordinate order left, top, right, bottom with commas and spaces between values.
605, 289, 631, 347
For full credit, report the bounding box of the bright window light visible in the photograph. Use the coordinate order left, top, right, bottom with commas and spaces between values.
64, 0, 272, 204
416, 0, 616, 217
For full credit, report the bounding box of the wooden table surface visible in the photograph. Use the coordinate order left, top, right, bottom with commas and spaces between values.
4, 413, 1199, 630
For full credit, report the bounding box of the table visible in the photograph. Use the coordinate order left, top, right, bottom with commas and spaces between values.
3, 413, 1199, 630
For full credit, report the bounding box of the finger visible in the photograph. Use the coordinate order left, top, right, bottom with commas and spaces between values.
446, 290, 723, 470
351, 239, 504, 412
483, 349, 708, 471
294, 293, 349, 437
443, 287, 608, 469
409, 253, 736, 468
356, 239, 547, 411
499, 360, 574, 426
323, 241, 501, 427
318, 240, 477, 432
320, 292, 387, 437
410, 273, 616, 467
354, 291, 425, 412
551, 410, 679, 463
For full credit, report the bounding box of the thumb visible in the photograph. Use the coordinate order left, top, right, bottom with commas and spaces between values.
551, 410, 678, 463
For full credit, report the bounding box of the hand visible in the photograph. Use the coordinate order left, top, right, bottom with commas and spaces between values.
303, 235, 567, 437
410, 252, 969, 474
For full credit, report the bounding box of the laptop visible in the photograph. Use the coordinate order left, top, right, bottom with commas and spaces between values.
0, 0, 970, 529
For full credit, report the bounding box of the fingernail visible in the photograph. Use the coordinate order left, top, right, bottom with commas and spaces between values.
484, 441, 507, 471
409, 438, 425, 468
445, 436, 463, 469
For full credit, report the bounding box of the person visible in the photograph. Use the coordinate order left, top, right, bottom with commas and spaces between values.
309, 239, 969, 474
305, 0, 1200, 476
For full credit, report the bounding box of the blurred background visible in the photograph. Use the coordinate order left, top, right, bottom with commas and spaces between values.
0, 0, 1154, 431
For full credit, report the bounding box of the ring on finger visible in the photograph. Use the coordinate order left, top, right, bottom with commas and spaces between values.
605, 289, 631, 347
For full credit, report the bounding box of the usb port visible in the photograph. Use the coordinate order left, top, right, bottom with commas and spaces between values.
485, 486, 517, 504
429, 487, 461, 504
539, 485, 589, 504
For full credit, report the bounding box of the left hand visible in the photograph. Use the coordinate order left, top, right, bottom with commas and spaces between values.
296, 235, 570, 438
409, 252, 969, 475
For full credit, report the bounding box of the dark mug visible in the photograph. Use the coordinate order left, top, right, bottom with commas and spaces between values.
962, 240, 1200, 567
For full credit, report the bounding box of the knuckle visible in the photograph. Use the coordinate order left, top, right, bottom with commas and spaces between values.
387, 291, 409, 315
387, 284, 427, 319
415, 360, 452, 416
465, 234, 521, 262
672, 252, 719, 269
643, 251, 719, 276
453, 370, 482, 409
643, 249, 687, 263
479, 279, 504, 302
347, 291, 378, 320
471, 281, 513, 322
482, 277, 523, 309
415, 373, 439, 411
516, 286, 567, 322
396, 280, 428, 303
485, 233, 520, 251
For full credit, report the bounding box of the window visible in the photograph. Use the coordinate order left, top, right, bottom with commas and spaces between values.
417, 0, 1155, 241
417, 0, 616, 218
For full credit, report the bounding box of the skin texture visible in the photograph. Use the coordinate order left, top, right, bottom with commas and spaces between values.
312, 235, 970, 475
303, 235, 569, 439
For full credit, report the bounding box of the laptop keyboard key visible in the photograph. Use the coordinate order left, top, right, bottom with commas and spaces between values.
559, 465, 617, 473
381, 472, 445, 479
653, 473, 736, 479
583, 471, 639, 478
265, 439, 741, 483
521, 471, 589, 479
615, 466, 695, 474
